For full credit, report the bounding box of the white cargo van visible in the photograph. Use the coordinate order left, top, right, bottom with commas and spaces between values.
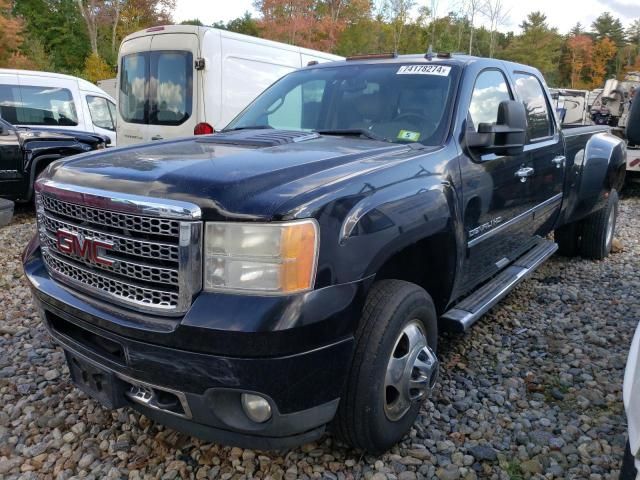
116, 25, 343, 145
0, 69, 117, 145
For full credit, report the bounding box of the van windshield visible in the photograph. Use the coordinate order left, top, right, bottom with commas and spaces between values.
226, 63, 459, 145
119, 51, 193, 125
0, 85, 78, 126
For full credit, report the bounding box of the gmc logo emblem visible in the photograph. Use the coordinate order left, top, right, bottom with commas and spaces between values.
56, 229, 114, 266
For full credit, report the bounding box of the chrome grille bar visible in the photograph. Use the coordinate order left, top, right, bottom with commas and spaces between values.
35, 179, 202, 315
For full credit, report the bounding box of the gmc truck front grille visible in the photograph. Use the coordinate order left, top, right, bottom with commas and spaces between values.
35, 180, 202, 316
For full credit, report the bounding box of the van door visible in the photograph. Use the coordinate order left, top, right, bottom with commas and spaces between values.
117, 35, 151, 145
217, 34, 298, 129
147, 33, 199, 141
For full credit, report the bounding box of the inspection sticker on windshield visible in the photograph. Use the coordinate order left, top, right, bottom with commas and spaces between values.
397, 130, 421, 141
397, 65, 451, 76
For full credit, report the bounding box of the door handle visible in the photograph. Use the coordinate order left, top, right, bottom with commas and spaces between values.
151, 135, 163, 141
552, 156, 566, 168
515, 167, 535, 182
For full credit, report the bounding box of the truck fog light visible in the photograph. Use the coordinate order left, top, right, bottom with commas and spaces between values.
241, 393, 272, 423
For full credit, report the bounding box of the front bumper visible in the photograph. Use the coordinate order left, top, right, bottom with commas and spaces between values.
24, 245, 359, 449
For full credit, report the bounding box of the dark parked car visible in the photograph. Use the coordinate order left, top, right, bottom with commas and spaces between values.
0, 117, 109, 202
23, 54, 625, 453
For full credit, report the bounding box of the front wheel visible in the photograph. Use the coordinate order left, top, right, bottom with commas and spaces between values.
580, 189, 619, 260
332, 280, 438, 454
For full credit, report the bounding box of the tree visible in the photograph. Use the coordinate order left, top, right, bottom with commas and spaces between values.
565, 34, 593, 88
255, 0, 316, 46
501, 11, 562, 85
591, 12, 625, 46
464, 0, 483, 55
180, 18, 203, 26
227, 12, 260, 36
82, 52, 114, 82
483, 0, 509, 57
14, 0, 90, 73
76, 0, 100, 54
628, 19, 640, 48
569, 22, 584, 36
384, 0, 416, 53
0, 0, 29, 67
591, 37, 617, 86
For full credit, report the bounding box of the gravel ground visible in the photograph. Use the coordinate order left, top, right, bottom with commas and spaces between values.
0, 187, 639, 480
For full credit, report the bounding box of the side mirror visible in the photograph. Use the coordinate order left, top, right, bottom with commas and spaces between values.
467, 100, 527, 156
627, 97, 640, 145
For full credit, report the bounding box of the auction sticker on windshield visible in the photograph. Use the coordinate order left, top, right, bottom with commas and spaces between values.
397, 65, 451, 76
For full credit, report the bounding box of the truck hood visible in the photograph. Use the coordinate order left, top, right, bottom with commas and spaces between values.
46, 130, 431, 220
17, 127, 109, 146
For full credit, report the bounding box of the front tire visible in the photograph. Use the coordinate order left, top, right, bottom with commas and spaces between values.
332, 280, 438, 454
580, 189, 619, 260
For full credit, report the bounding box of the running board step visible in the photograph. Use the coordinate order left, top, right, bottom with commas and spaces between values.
441, 238, 558, 332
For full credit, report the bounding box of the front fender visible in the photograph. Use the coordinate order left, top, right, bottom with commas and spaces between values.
338, 176, 456, 278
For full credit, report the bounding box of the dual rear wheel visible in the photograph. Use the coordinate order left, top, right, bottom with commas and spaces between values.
555, 189, 619, 260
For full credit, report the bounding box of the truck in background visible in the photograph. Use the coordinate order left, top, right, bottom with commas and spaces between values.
116, 25, 343, 146
589, 73, 640, 174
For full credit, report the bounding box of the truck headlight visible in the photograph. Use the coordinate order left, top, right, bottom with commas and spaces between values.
203, 220, 319, 294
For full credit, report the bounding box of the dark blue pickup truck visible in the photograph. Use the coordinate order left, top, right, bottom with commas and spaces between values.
23, 54, 625, 453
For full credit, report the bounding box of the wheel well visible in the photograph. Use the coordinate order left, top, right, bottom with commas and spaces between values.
375, 232, 456, 315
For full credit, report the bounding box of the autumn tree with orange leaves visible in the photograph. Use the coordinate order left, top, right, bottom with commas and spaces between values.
0, 0, 34, 68
255, 0, 370, 52
591, 37, 617, 87
565, 34, 593, 88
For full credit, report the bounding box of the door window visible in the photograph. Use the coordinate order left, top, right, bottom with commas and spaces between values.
119, 50, 193, 126
120, 53, 147, 124
87, 96, 115, 130
468, 70, 512, 131
513, 73, 553, 141
0, 84, 78, 126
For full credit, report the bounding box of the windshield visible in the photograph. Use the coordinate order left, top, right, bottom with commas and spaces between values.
226, 63, 459, 145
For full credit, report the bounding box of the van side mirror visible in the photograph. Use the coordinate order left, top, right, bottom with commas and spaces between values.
467, 100, 527, 156
627, 97, 640, 145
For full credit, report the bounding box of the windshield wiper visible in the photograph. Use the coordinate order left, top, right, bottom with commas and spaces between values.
315, 128, 388, 142
222, 125, 274, 132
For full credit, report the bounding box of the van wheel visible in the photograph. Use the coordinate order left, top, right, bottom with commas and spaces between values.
554, 222, 581, 257
580, 189, 619, 260
332, 280, 438, 454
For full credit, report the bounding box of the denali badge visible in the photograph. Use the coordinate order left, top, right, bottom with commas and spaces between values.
56, 229, 114, 266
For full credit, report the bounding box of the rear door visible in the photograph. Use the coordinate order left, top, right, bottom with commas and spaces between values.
459, 68, 538, 291
117, 35, 151, 145
511, 72, 565, 234
147, 33, 199, 142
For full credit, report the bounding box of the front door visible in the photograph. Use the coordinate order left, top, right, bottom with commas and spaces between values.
458, 69, 538, 292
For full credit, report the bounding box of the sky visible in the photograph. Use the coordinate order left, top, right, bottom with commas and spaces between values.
173, 0, 639, 34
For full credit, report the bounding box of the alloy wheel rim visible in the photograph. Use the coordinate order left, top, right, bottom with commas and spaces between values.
383, 320, 438, 421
